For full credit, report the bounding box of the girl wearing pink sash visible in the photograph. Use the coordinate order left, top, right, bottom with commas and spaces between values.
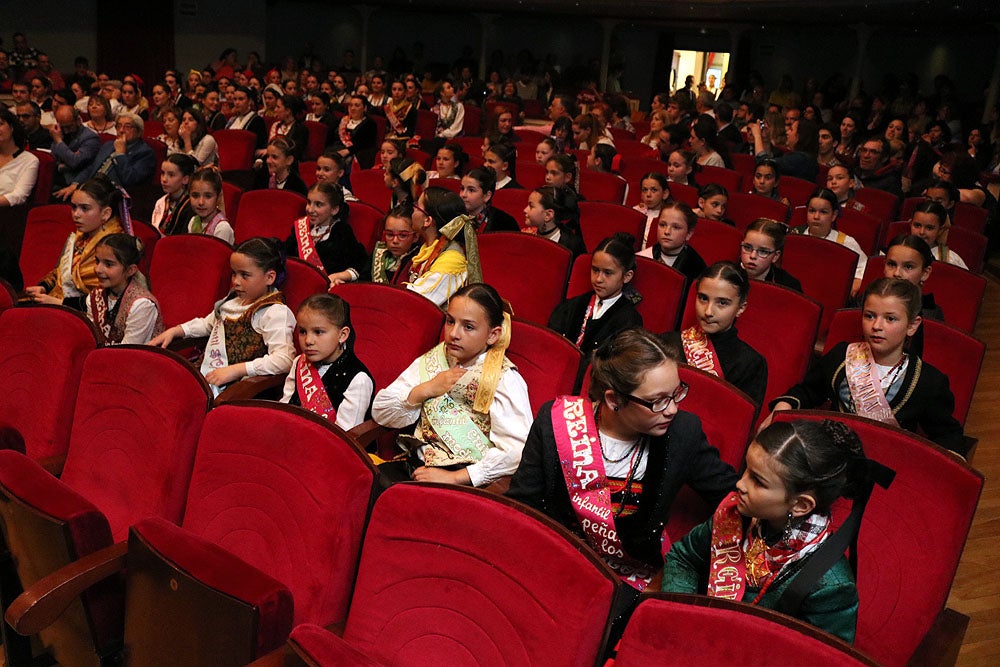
281, 293, 373, 431
661, 262, 768, 406
663, 419, 867, 643
283, 181, 367, 282
508, 329, 738, 598
766, 278, 966, 456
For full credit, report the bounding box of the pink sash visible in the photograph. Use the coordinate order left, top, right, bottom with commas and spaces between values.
551, 396, 667, 590
844, 342, 900, 426
294, 216, 326, 273
681, 327, 724, 378
295, 356, 337, 420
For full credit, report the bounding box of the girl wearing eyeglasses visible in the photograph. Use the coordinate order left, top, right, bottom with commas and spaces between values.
508, 328, 738, 597
329, 204, 420, 286
740, 219, 802, 292
660, 261, 768, 407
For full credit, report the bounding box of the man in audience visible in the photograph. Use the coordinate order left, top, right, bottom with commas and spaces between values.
35, 53, 64, 90
10, 80, 30, 106
16, 101, 51, 149
716, 102, 741, 148
49, 105, 100, 188
854, 136, 902, 197
56, 112, 154, 200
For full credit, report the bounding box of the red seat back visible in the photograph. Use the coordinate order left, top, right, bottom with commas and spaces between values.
0, 306, 97, 459
179, 402, 376, 626
452, 136, 484, 158
350, 168, 392, 211
953, 201, 987, 234
730, 153, 756, 185
607, 126, 635, 143
698, 164, 744, 193
668, 181, 699, 207
213, 129, 257, 171
60, 346, 212, 540
303, 121, 328, 162
614, 139, 653, 159
299, 160, 318, 188
233, 189, 307, 244
681, 280, 821, 411
490, 187, 531, 223
282, 258, 330, 315
343, 483, 617, 665
148, 234, 234, 328
478, 232, 571, 326
143, 119, 164, 138
565, 252, 592, 299
631, 255, 686, 333
772, 410, 983, 666
221, 181, 243, 222
778, 175, 817, 208
405, 147, 432, 169
614, 594, 878, 667
349, 200, 386, 254
19, 204, 74, 287
688, 218, 741, 266
860, 256, 985, 334
415, 109, 437, 140
853, 187, 898, 223
28, 149, 55, 206
899, 196, 922, 221
578, 201, 645, 252
515, 161, 546, 190
329, 283, 445, 390
579, 171, 627, 204
726, 192, 790, 231
427, 177, 460, 193
506, 318, 582, 413
130, 220, 161, 277
781, 234, 857, 337
461, 103, 482, 136
0, 278, 14, 315
823, 309, 983, 426
790, 206, 882, 255
513, 128, 548, 145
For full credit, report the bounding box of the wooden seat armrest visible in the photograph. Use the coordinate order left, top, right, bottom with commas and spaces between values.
214, 374, 287, 405
288, 629, 383, 667
909, 607, 969, 666
348, 419, 393, 448
5, 541, 128, 636
36, 454, 67, 476
167, 336, 208, 361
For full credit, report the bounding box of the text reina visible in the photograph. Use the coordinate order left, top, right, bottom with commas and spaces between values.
563, 400, 601, 487
298, 363, 320, 402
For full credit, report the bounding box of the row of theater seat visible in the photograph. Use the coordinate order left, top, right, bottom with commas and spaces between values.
0, 311, 984, 666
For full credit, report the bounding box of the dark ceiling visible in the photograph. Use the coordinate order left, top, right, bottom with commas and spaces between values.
354, 0, 999, 26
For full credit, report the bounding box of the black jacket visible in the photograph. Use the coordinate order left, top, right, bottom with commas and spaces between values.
661, 326, 768, 407
549, 291, 642, 357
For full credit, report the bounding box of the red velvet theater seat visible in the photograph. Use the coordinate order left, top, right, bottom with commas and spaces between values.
0, 305, 97, 461
350, 169, 392, 212
579, 170, 628, 204
281, 257, 330, 314
578, 201, 645, 252
631, 255, 687, 333
148, 234, 234, 329
349, 200, 387, 255
772, 410, 983, 666
213, 129, 257, 172
781, 233, 858, 338
687, 218, 741, 266
478, 231, 573, 326
505, 317, 583, 414
610, 593, 878, 666
18, 204, 74, 288
233, 189, 308, 245
725, 192, 790, 231
289, 483, 618, 667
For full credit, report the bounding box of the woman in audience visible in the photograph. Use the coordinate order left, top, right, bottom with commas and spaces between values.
83, 95, 116, 135
834, 112, 861, 166
487, 107, 519, 145
765, 277, 965, 456
85, 233, 164, 345
330, 94, 377, 171
572, 113, 610, 151
508, 328, 738, 591
638, 201, 707, 282
690, 115, 729, 168
385, 79, 417, 140
259, 84, 282, 120
373, 283, 533, 487
147, 83, 173, 123
640, 110, 669, 150
433, 80, 465, 141
156, 106, 184, 154
740, 218, 802, 291
0, 108, 39, 208
120, 81, 148, 119
367, 74, 388, 111
26, 175, 125, 310
150, 237, 296, 397
549, 233, 642, 357
284, 180, 367, 281
281, 293, 374, 431
174, 108, 219, 166
793, 188, 866, 296
663, 418, 866, 643
406, 186, 481, 306
523, 185, 587, 257
661, 261, 767, 406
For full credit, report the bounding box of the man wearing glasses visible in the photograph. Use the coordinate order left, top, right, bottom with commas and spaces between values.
55, 112, 154, 200
854, 136, 901, 198
14, 101, 51, 150
49, 105, 101, 189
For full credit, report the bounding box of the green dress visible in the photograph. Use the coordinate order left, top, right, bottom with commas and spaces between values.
662, 518, 859, 644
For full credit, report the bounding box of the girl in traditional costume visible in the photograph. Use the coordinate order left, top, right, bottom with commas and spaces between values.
281, 293, 373, 431
660, 261, 768, 407
633, 172, 670, 249
663, 418, 875, 644
26, 175, 127, 311
329, 204, 420, 286
384, 155, 426, 208
909, 200, 968, 270
740, 218, 802, 292
793, 187, 867, 296
186, 166, 234, 243
151, 154, 197, 235
371, 283, 533, 487
283, 181, 367, 283
85, 233, 164, 345
765, 277, 965, 456
522, 185, 586, 258
384, 80, 416, 140
150, 237, 295, 397
637, 201, 707, 282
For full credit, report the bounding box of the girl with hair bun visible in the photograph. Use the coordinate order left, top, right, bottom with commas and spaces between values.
509, 328, 737, 593
522, 185, 586, 258
663, 418, 869, 643
740, 218, 801, 292
150, 237, 296, 396
766, 277, 965, 455
549, 232, 642, 356
372, 283, 533, 487
660, 261, 767, 406
637, 201, 707, 282
85, 233, 164, 345
794, 187, 867, 296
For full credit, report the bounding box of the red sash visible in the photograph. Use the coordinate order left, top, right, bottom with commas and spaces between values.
707, 492, 749, 600
844, 342, 900, 427
550, 396, 667, 590
681, 327, 724, 378
295, 356, 337, 421
385, 101, 410, 135
575, 294, 598, 347
294, 217, 326, 273
337, 116, 353, 148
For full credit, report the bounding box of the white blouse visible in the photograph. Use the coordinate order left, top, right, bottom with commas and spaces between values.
85, 294, 161, 344
0, 150, 40, 207
931, 246, 969, 271
371, 350, 533, 487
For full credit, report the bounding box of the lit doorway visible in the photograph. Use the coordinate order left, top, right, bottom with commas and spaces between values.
671, 50, 730, 99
